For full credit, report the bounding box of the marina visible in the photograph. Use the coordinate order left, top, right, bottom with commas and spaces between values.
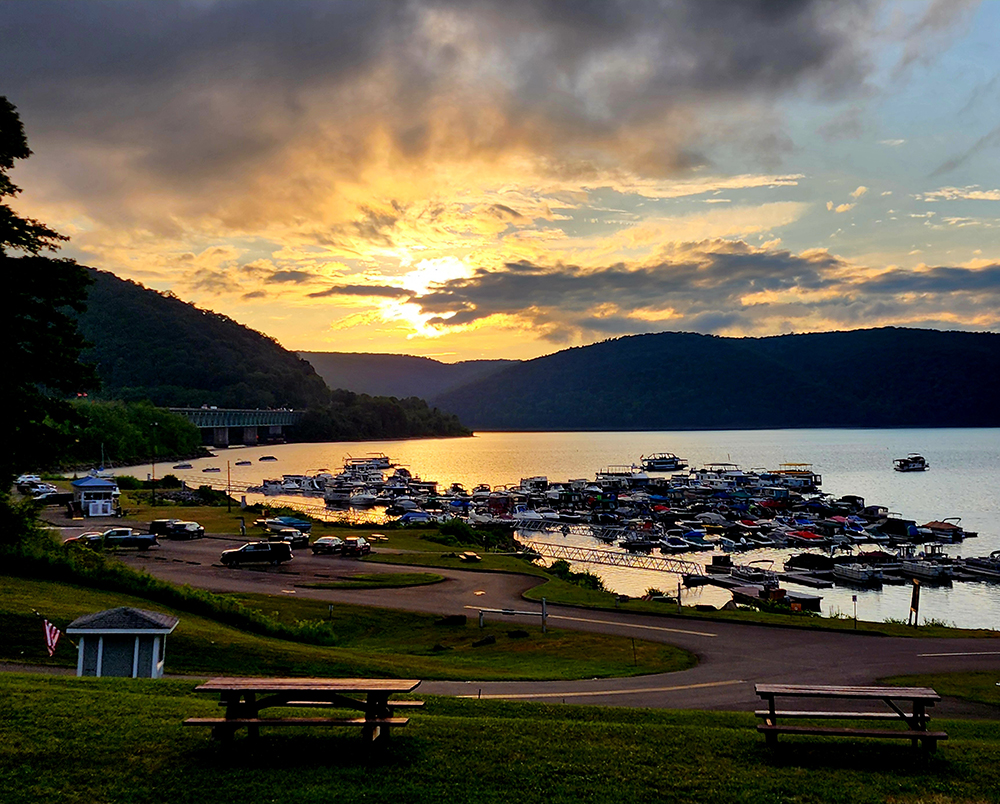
114, 428, 1000, 630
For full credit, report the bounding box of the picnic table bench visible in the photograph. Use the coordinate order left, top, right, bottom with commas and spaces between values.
185, 677, 422, 742
755, 684, 947, 752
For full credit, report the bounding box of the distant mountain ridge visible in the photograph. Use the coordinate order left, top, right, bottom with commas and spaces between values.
299, 352, 516, 399
430, 328, 1000, 430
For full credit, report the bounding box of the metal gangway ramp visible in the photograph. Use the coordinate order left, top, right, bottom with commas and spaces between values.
519, 539, 706, 576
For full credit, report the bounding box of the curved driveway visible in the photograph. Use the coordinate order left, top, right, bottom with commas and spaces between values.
108, 533, 1000, 716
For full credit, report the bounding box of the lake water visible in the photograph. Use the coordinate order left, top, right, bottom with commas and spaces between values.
120, 428, 1000, 631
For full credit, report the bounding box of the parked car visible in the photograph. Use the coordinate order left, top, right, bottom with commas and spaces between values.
220, 541, 293, 567
310, 536, 344, 555
164, 520, 205, 539
341, 536, 371, 557
63, 532, 105, 549
65, 529, 158, 551
268, 528, 309, 548
149, 519, 181, 535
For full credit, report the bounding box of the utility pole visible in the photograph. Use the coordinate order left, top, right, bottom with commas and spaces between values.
151, 421, 158, 506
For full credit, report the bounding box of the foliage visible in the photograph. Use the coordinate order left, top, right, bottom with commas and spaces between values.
3, 96, 97, 490
434, 327, 1000, 429
72, 268, 472, 440
75, 267, 329, 410
301, 350, 516, 399
290, 389, 470, 441
60, 399, 206, 468
547, 559, 606, 591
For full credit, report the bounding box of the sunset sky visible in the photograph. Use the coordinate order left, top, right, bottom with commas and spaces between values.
4, 0, 999, 361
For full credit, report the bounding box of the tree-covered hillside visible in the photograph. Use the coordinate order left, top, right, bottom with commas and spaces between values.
300, 352, 515, 399
432, 328, 1000, 430
77, 269, 329, 409
73, 269, 471, 441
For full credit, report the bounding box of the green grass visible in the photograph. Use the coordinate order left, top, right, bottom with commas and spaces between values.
0, 576, 693, 681
297, 572, 445, 589
883, 672, 1000, 708
1, 674, 998, 804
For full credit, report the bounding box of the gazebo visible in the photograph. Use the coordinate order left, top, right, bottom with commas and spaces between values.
66, 607, 179, 678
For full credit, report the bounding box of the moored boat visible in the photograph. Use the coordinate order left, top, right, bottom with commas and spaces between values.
641, 452, 688, 472
832, 563, 883, 587
894, 454, 929, 472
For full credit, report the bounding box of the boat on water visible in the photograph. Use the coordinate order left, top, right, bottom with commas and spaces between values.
962, 551, 1000, 580
259, 455, 277, 462
235, 460, 252, 466
894, 454, 929, 472
832, 563, 884, 587
201, 467, 220, 473
640, 452, 688, 472
172, 463, 193, 469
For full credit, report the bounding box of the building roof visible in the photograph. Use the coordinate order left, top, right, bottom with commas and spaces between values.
71, 476, 119, 489
66, 607, 179, 634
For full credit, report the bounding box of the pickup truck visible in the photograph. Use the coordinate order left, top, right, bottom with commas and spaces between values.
64, 528, 159, 551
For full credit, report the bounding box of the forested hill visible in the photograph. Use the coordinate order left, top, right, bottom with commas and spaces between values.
73, 269, 470, 440
430, 328, 1000, 430
76, 269, 328, 409
300, 352, 515, 399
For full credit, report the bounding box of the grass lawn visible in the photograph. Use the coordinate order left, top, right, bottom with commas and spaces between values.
0, 576, 693, 681
883, 672, 1000, 708
2, 674, 998, 804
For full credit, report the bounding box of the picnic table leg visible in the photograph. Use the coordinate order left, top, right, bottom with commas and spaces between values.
364, 693, 389, 742
764, 694, 778, 747
245, 692, 259, 739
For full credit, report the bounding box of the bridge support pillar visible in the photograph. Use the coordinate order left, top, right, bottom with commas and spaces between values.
213, 427, 229, 448
242, 427, 258, 445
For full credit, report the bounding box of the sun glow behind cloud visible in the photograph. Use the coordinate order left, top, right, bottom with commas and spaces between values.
4, 0, 1000, 359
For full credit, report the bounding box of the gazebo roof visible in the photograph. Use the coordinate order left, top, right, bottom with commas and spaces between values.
71, 476, 119, 489
66, 607, 179, 634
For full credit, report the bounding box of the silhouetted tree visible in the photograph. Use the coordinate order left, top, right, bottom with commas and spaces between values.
4, 96, 96, 491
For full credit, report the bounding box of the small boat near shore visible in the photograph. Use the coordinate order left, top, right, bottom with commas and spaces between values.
894, 454, 929, 472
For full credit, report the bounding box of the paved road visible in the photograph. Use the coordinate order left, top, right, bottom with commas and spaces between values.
75, 529, 1000, 716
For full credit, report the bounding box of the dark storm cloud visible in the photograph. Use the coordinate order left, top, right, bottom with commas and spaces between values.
412, 244, 843, 325
396, 243, 1000, 340
856, 264, 1000, 294
1, 0, 881, 190
266, 270, 315, 284
307, 284, 416, 299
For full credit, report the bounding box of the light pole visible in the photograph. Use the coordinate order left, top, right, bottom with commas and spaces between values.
150, 421, 158, 506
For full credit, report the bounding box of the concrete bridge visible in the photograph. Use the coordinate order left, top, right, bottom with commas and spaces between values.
168, 408, 305, 448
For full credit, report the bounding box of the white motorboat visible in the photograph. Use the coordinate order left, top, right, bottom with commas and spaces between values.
832, 563, 883, 586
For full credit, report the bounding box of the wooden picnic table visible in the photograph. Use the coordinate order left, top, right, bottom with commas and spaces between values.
755, 684, 947, 752
186, 677, 422, 742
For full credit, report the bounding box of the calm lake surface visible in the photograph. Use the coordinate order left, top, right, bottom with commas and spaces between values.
124, 428, 1000, 631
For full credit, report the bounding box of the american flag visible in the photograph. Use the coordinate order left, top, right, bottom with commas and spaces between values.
43, 620, 61, 657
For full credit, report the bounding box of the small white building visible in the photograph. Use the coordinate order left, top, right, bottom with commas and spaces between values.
70, 476, 120, 517
66, 607, 179, 678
